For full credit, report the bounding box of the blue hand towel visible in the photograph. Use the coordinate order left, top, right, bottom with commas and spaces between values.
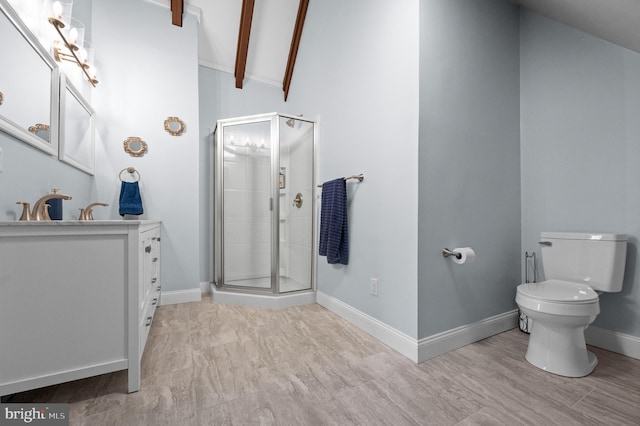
319, 178, 349, 265
119, 181, 144, 216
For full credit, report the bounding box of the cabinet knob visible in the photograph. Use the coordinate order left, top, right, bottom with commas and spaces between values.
152, 278, 157, 283
145, 316, 152, 326
156, 286, 161, 291
152, 298, 158, 306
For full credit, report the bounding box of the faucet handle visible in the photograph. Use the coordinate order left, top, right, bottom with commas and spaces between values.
79, 202, 109, 220
16, 201, 32, 221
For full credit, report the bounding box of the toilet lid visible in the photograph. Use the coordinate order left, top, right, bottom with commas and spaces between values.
518, 280, 598, 303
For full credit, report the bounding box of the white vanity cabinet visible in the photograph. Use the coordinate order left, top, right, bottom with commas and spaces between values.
137, 225, 161, 361
0, 220, 161, 396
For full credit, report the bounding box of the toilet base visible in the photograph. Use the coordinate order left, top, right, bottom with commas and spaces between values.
525, 320, 597, 377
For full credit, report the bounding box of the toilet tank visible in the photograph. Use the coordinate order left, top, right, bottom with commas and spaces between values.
540, 232, 628, 292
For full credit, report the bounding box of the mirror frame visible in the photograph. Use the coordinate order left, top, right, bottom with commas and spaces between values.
164, 116, 186, 136
123, 136, 148, 157
58, 73, 95, 174
0, 0, 59, 156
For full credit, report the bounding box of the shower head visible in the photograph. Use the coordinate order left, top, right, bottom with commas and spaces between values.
285, 114, 304, 128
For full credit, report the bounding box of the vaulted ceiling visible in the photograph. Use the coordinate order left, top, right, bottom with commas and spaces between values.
160, 0, 307, 101
159, 0, 640, 100
513, 0, 640, 54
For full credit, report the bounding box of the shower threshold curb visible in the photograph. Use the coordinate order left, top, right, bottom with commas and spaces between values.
210, 284, 316, 309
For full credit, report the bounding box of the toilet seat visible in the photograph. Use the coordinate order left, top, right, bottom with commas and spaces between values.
516, 280, 599, 316
518, 280, 598, 302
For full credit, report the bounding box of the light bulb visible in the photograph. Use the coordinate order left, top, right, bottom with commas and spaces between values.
69, 27, 78, 44
52, 1, 62, 19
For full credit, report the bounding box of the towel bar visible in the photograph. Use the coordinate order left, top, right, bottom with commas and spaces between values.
317, 174, 364, 188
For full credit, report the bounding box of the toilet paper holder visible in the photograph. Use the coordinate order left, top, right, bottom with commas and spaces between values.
442, 248, 462, 259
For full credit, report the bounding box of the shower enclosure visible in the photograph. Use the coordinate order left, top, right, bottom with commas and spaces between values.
211, 113, 316, 296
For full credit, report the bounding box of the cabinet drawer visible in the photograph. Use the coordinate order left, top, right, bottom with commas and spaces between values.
139, 300, 157, 357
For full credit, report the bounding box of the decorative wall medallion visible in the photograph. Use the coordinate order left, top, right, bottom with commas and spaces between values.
123, 136, 148, 157
164, 116, 186, 136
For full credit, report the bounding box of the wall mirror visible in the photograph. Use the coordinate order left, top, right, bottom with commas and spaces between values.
164, 116, 186, 136
28, 123, 51, 140
59, 74, 95, 174
123, 136, 148, 157
0, 1, 59, 155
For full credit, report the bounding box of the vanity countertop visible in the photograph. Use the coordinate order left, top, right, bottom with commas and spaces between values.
0, 220, 161, 226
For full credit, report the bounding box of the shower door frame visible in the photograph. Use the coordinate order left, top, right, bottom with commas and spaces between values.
212, 112, 317, 295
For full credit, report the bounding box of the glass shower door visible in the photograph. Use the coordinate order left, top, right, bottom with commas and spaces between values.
220, 120, 272, 290
213, 113, 316, 295
277, 116, 314, 293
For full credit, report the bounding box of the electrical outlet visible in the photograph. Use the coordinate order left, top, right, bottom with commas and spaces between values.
370, 278, 378, 296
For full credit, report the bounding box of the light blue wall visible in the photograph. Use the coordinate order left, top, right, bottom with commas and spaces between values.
91, 0, 200, 294
418, 0, 521, 337
0, 133, 94, 220
520, 11, 640, 336
200, 0, 420, 338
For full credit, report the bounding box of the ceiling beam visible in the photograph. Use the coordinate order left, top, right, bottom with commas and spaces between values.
283, 0, 309, 101
171, 0, 183, 27
235, 0, 255, 89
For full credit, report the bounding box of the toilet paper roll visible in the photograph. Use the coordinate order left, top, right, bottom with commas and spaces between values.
453, 247, 475, 265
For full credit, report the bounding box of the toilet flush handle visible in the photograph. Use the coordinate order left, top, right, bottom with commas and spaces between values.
539, 241, 552, 246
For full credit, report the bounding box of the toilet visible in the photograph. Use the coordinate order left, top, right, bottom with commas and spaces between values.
515, 232, 627, 377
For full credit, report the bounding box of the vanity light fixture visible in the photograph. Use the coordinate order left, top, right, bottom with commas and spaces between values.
47, 0, 98, 87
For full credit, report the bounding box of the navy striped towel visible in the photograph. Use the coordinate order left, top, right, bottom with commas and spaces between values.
319, 178, 349, 265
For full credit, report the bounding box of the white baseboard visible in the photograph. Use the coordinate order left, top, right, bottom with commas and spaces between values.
316, 291, 419, 361
211, 284, 316, 309
200, 281, 211, 294
160, 288, 201, 305
417, 310, 518, 363
0, 360, 128, 396
586, 326, 640, 360
316, 291, 518, 364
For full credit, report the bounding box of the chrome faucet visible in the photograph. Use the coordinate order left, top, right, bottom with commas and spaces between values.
79, 202, 109, 220
17, 192, 72, 221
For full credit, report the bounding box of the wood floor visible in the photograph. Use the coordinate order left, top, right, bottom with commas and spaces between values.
9, 295, 640, 425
